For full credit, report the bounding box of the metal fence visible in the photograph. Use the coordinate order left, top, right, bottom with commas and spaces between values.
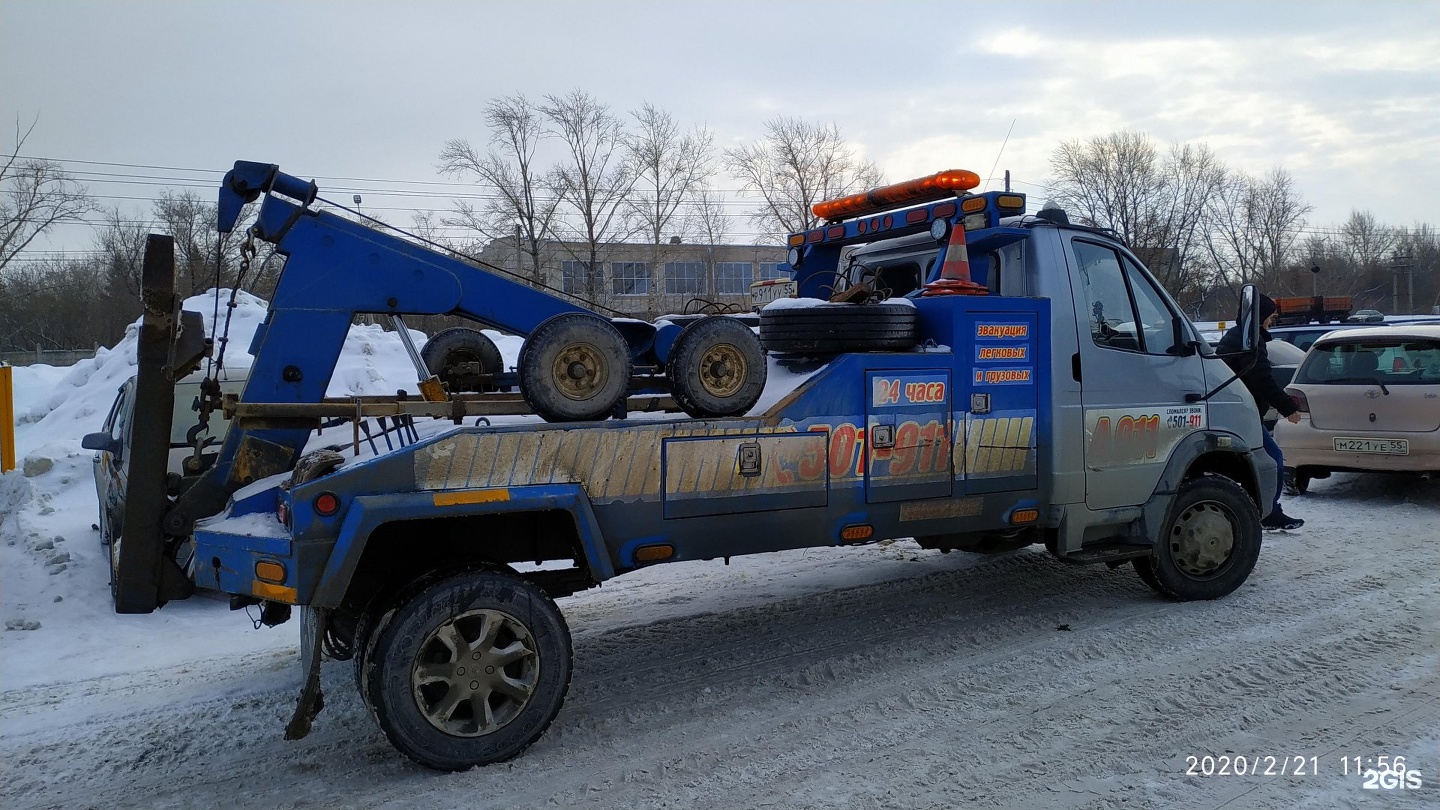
0, 347, 97, 367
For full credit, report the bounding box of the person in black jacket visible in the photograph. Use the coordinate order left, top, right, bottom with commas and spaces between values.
1218, 294, 1304, 530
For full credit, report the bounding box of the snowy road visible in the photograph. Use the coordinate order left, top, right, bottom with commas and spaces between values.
2, 473, 1435, 809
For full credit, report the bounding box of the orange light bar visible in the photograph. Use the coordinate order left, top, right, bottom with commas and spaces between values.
812, 169, 982, 221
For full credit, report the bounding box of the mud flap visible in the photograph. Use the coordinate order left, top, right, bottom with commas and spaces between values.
285, 606, 328, 741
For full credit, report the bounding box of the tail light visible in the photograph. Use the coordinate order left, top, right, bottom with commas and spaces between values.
314, 491, 341, 517
1285, 386, 1309, 413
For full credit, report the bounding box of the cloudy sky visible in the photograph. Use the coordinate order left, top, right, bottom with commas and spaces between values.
3, 0, 1437, 254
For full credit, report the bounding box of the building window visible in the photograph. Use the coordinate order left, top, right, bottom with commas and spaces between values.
757, 262, 789, 281
611, 261, 650, 296
664, 261, 707, 295
560, 260, 595, 295
714, 262, 754, 295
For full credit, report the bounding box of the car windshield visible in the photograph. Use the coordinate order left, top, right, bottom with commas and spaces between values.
1294, 338, 1440, 385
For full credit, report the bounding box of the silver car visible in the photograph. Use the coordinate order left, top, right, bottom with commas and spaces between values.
1275, 324, 1440, 492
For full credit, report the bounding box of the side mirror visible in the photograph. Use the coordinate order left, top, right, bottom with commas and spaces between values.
82, 432, 118, 453
1237, 284, 1262, 352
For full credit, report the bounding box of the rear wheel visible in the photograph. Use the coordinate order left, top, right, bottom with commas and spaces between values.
106, 526, 122, 601
1283, 467, 1310, 496
1137, 475, 1261, 600
362, 569, 573, 770
520, 314, 632, 422
421, 327, 503, 393
667, 316, 767, 418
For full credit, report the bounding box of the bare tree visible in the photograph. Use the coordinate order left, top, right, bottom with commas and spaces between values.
687, 184, 734, 301
1049, 130, 1164, 246
0, 255, 110, 352
1338, 210, 1397, 271
1394, 224, 1439, 312
1204, 168, 1312, 302
1150, 143, 1228, 295
439, 94, 561, 287
1047, 131, 1228, 295
152, 190, 259, 297
724, 117, 883, 241
94, 207, 152, 313
541, 89, 636, 304
626, 102, 714, 245
625, 102, 715, 311
1, 119, 95, 272
690, 184, 732, 247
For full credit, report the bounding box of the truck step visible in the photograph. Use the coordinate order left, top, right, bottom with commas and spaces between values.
1064, 542, 1152, 565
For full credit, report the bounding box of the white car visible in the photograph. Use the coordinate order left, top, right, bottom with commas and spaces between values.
1275, 324, 1440, 492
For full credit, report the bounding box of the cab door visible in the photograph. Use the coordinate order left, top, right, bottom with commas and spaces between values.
1065, 237, 1208, 510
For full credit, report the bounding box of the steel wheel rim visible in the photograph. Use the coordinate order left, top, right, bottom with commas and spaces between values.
550, 343, 607, 401
1169, 500, 1235, 578
411, 608, 540, 737
441, 349, 482, 388
698, 343, 745, 398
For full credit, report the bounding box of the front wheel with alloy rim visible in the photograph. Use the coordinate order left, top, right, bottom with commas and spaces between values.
362, 569, 573, 770
1132, 475, 1261, 600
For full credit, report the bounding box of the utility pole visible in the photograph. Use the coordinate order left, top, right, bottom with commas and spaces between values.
1390, 253, 1413, 314
1310, 264, 1320, 297
515, 221, 525, 285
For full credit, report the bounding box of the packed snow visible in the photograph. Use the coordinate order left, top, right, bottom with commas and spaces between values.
1, 292, 1436, 809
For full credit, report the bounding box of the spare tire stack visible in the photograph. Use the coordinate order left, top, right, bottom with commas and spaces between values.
758, 301, 919, 355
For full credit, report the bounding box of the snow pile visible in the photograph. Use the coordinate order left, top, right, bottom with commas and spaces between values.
0, 290, 822, 690
0, 290, 523, 689
18, 290, 267, 453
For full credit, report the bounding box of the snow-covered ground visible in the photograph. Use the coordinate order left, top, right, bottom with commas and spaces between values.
1, 293, 1436, 809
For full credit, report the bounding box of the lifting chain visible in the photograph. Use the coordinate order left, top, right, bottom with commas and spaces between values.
188, 228, 257, 473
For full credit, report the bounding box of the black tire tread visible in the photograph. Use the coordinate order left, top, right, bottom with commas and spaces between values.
666, 316, 767, 418
420, 327, 503, 393
362, 569, 573, 771
1143, 474, 1262, 601
519, 313, 632, 422
759, 302, 918, 354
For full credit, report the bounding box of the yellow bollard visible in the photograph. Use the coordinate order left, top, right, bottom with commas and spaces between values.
0, 364, 14, 473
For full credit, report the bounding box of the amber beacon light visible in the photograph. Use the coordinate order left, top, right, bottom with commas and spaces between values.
812, 170, 982, 221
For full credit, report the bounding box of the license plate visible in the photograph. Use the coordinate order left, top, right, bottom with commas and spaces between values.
750, 279, 797, 309
1333, 437, 1409, 455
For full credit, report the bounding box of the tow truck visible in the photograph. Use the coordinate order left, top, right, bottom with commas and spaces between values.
96, 162, 1274, 770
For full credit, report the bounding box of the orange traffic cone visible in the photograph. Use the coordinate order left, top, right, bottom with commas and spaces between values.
921, 222, 988, 296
